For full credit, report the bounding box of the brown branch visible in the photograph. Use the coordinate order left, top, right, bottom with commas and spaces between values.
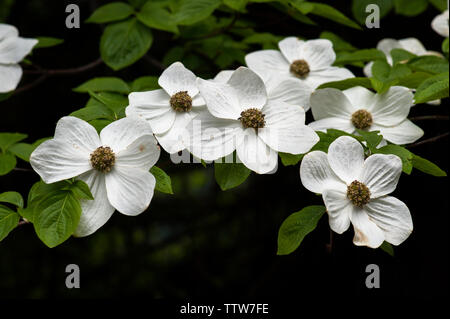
18, 220, 30, 227
409, 115, 449, 121
144, 55, 165, 71
13, 167, 34, 172
325, 229, 333, 254
13, 74, 48, 95
23, 57, 103, 76
407, 132, 450, 148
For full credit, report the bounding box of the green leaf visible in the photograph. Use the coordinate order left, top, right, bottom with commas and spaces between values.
334, 49, 385, 65
408, 56, 449, 74
376, 144, 413, 174
390, 48, 417, 65
0, 133, 27, 152
150, 166, 174, 194
0, 152, 16, 176
223, 0, 248, 12
243, 33, 284, 50
279, 152, 302, 166
73, 77, 130, 94
442, 38, 449, 55
8, 143, 34, 162
34, 37, 64, 49
319, 31, 357, 52
429, 0, 448, 11
317, 77, 373, 90
86, 2, 135, 24
89, 91, 128, 118
277, 205, 326, 255
214, 162, 251, 191
64, 180, 95, 200
130, 76, 159, 92
371, 61, 412, 93
0, 191, 24, 208
356, 129, 383, 152
0, 205, 20, 241
137, 1, 179, 33
89, 119, 113, 133
380, 241, 394, 256
394, 0, 428, 16
414, 72, 449, 104
33, 191, 81, 248
100, 18, 153, 71
306, 2, 361, 30
174, 0, 221, 26
397, 71, 433, 88
70, 102, 116, 122
352, 0, 393, 24
411, 154, 447, 177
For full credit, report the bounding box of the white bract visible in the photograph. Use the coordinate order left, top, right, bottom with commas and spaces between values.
300, 136, 413, 248
214, 70, 313, 111
245, 37, 354, 90
308, 86, 423, 145
431, 10, 449, 37
188, 67, 319, 174
126, 62, 205, 154
0, 24, 38, 93
30, 116, 160, 237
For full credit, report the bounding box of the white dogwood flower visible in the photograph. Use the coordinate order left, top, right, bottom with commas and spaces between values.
0, 24, 38, 93
30, 116, 160, 237
188, 67, 319, 174
214, 69, 313, 111
431, 10, 449, 37
126, 62, 205, 154
300, 136, 413, 248
308, 86, 423, 145
245, 37, 354, 90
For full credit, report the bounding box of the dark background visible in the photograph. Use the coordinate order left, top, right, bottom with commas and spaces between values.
0, 0, 448, 304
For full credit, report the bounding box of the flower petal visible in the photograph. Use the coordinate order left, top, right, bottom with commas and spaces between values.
0, 36, 37, 64
245, 50, 290, 81
105, 166, 155, 216
227, 67, 267, 110
116, 134, 160, 170
213, 70, 233, 83
0, 63, 22, 93
0, 24, 19, 39
100, 117, 154, 153
186, 110, 242, 161
300, 151, 346, 194
322, 188, 352, 234
342, 86, 375, 109
54, 116, 101, 151
398, 37, 427, 56
350, 207, 385, 248
376, 38, 401, 61
431, 10, 449, 37
74, 171, 115, 237
265, 76, 313, 111
365, 196, 413, 246
300, 39, 336, 70
360, 154, 402, 198
363, 61, 373, 77
158, 61, 198, 97
155, 111, 196, 154
196, 78, 242, 120
304, 67, 354, 89
372, 120, 424, 145
236, 129, 278, 174
278, 37, 305, 63
308, 117, 354, 133
370, 86, 413, 126
310, 88, 355, 120
258, 100, 319, 154
327, 136, 364, 184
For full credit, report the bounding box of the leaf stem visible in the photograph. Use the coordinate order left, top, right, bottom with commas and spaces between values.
409, 115, 449, 121
408, 132, 450, 148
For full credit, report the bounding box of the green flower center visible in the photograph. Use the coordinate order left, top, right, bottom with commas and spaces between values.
90, 146, 115, 173
351, 109, 373, 130
170, 91, 192, 112
347, 180, 371, 208
290, 59, 310, 78
239, 108, 266, 129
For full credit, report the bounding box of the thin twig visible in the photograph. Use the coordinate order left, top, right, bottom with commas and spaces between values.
18, 220, 30, 227
407, 132, 450, 148
13, 167, 34, 172
13, 74, 48, 95
325, 229, 333, 254
144, 55, 165, 71
23, 58, 103, 76
409, 115, 449, 121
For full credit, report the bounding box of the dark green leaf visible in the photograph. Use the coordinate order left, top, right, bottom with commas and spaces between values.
130, 76, 159, 92
376, 144, 413, 174
0, 205, 20, 242
174, 0, 221, 25
390, 48, 417, 64
279, 152, 302, 166
307, 2, 361, 30
73, 77, 130, 94
429, 0, 448, 11
34, 37, 64, 48
352, 0, 393, 24
0, 133, 27, 152
394, 0, 428, 16
397, 72, 433, 88
86, 2, 135, 24
408, 56, 449, 74
411, 154, 447, 177
150, 166, 174, 194
317, 77, 373, 90
356, 129, 383, 152
0, 191, 24, 208
64, 180, 95, 200
0, 152, 16, 176
380, 241, 394, 256
214, 162, 251, 191
334, 49, 385, 65
137, 1, 179, 33
8, 143, 34, 162
414, 72, 449, 104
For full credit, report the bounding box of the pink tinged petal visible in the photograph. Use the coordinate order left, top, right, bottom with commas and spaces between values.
196, 78, 242, 120
327, 136, 365, 184
158, 61, 198, 97
371, 120, 424, 145
322, 188, 352, 234
100, 117, 153, 153
0, 24, 19, 39
360, 154, 402, 198
343, 86, 375, 109
300, 39, 336, 70
258, 100, 319, 154
236, 129, 278, 174
213, 70, 233, 83
398, 38, 427, 56
370, 86, 413, 126
308, 117, 354, 133
245, 50, 290, 81
54, 116, 101, 152
155, 111, 194, 154
73, 171, 115, 237
278, 36, 305, 63
187, 110, 241, 161
0, 36, 37, 64
365, 196, 413, 246
266, 76, 313, 111
303, 67, 354, 89
30, 139, 92, 184
105, 166, 156, 216
310, 88, 355, 120
300, 151, 346, 194
126, 89, 175, 134
116, 134, 160, 170
227, 67, 267, 110
431, 10, 449, 37
0, 63, 22, 93
350, 207, 385, 248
